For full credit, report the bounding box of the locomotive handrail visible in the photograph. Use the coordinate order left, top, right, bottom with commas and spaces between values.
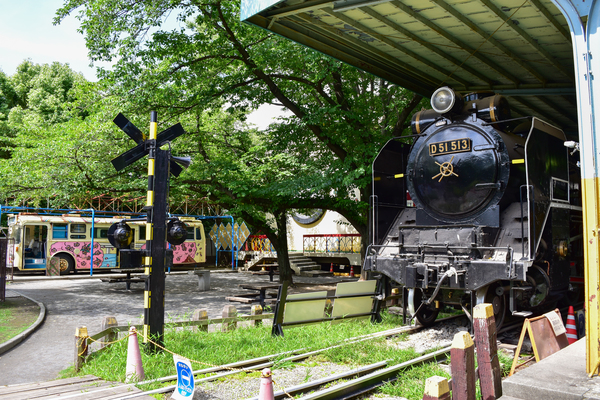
370, 194, 378, 246
520, 185, 534, 260
480, 116, 534, 126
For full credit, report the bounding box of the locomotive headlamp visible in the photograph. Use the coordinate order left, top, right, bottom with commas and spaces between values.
108, 221, 133, 249
167, 219, 188, 246
431, 87, 462, 115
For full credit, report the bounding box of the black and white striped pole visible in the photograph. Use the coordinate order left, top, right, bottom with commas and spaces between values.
110, 111, 189, 351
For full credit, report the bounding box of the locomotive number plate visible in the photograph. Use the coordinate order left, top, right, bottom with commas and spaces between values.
429, 138, 471, 156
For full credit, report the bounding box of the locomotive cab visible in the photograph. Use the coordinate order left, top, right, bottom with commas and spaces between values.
366, 87, 583, 328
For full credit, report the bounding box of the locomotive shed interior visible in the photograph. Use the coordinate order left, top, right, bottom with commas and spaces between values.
241, 0, 600, 383
242, 0, 579, 139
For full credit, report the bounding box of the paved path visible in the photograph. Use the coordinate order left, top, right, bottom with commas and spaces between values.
0, 271, 343, 386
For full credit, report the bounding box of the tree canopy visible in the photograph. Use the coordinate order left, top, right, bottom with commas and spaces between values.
0, 0, 426, 282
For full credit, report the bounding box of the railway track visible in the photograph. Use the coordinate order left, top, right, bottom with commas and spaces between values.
251, 347, 451, 400
117, 306, 579, 399
117, 315, 465, 399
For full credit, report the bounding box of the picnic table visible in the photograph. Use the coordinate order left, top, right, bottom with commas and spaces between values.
102, 268, 146, 290
250, 263, 279, 281
226, 283, 280, 307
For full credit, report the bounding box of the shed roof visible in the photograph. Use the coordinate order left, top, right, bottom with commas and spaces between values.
242, 0, 577, 135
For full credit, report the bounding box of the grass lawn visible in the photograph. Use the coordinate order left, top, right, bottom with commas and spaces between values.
0, 296, 39, 343
62, 312, 459, 399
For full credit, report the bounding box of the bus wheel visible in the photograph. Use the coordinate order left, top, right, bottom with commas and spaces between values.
58, 255, 74, 275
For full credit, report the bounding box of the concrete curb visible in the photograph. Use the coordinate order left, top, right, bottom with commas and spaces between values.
9, 269, 235, 282
0, 290, 46, 356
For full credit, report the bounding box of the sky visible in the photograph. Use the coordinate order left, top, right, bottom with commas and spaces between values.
0, 0, 98, 80
0, 0, 288, 128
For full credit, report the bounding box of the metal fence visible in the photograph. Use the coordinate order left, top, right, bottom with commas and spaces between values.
303, 234, 361, 254
244, 235, 275, 252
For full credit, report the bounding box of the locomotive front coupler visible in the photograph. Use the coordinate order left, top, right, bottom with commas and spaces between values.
422, 266, 462, 305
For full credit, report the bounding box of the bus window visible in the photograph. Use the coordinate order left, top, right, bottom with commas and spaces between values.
139, 228, 146, 241
53, 224, 68, 239
70, 223, 87, 239
9, 224, 21, 244
196, 228, 202, 240
187, 227, 194, 240
93, 227, 109, 239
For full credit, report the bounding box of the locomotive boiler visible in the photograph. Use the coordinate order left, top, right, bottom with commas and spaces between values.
365, 87, 583, 327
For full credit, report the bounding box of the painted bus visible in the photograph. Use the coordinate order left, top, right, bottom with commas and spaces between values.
6, 213, 206, 274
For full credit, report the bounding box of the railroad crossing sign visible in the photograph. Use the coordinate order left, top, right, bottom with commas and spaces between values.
111, 111, 189, 350
112, 113, 186, 176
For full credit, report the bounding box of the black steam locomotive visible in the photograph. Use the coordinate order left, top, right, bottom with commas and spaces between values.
365, 87, 583, 327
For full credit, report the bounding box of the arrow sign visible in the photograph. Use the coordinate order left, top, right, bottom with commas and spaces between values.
111, 113, 186, 176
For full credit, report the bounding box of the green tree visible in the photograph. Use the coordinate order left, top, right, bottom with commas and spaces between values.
0, 66, 149, 208
55, 0, 424, 281
8, 60, 86, 127
0, 70, 19, 159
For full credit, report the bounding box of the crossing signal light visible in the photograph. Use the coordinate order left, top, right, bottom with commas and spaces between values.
108, 221, 134, 249
167, 219, 187, 246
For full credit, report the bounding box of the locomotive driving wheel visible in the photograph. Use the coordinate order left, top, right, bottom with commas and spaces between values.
408, 288, 440, 327
476, 283, 506, 329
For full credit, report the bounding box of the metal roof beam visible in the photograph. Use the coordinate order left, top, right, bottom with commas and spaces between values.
494, 87, 576, 95
535, 96, 577, 124
292, 12, 439, 86
560, 94, 578, 108
429, 0, 548, 84
479, 0, 573, 80
325, 7, 473, 87
508, 95, 562, 127
390, 0, 521, 85
359, 7, 495, 86
528, 0, 571, 41
245, 14, 434, 95
266, 0, 334, 18
333, 0, 390, 12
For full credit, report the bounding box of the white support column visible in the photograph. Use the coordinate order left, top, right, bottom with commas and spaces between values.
552, 0, 600, 375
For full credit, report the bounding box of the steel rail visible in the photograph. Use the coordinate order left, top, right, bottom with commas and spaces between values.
245, 361, 390, 400
118, 325, 423, 399
294, 347, 451, 400
121, 315, 464, 399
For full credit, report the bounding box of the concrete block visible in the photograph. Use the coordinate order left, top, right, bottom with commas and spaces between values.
502, 339, 594, 400
188, 270, 210, 291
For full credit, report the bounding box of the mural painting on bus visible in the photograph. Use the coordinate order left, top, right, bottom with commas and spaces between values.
49, 242, 105, 269
141, 242, 199, 264
173, 242, 200, 264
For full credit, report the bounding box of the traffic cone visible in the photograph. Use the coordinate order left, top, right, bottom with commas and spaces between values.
258, 368, 274, 400
125, 327, 145, 382
349, 265, 354, 277
330, 263, 334, 273
566, 306, 578, 345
